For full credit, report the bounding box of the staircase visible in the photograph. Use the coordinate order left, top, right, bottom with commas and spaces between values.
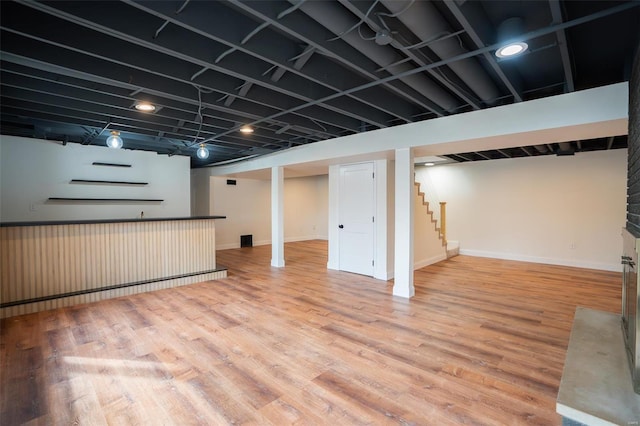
414, 182, 459, 259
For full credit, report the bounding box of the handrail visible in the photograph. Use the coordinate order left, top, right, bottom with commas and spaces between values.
439, 202, 447, 245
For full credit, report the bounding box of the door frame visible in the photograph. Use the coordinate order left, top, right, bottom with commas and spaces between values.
337, 162, 376, 276
327, 160, 391, 280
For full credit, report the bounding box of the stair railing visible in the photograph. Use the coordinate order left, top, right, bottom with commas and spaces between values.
439, 202, 447, 246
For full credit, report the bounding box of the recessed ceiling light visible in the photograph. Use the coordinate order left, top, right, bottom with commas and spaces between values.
495, 41, 528, 58
239, 125, 254, 134
134, 102, 156, 112
425, 162, 435, 167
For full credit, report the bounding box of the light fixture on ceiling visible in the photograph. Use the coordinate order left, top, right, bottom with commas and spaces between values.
196, 143, 209, 159
424, 162, 435, 167
496, 41, 528, 58
106, 130, 123, 149
495, 17, 528, 59
134, 102, 156, 112
239, 125, 254, 134
375, 29, 394, 46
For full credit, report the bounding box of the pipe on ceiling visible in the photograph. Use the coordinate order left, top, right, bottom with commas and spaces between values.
287, 0, 459, 113
379, 0, 500, 105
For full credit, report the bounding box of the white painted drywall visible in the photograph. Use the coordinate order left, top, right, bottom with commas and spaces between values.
210, 175, 328, 249
0, 135, 190, 222
415, 149, 627, 271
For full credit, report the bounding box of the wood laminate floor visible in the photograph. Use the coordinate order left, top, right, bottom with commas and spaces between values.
0, 240, 621, 425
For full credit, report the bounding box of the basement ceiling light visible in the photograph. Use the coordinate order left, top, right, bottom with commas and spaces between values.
134, 102, 156, 112
239, 125, 254, 134
196, 143, 209, 159
106, 130, 123, 149
495, 41, 528, 58
425, 162, 435, 166
495, 17, 528, 59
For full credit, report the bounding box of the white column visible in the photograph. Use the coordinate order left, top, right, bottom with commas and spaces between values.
271, 166, 285, 267
394, 148, 415, 298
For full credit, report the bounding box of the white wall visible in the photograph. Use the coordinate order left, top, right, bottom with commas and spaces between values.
0, 135, 190, 222
284, 175, 328, 242
415, 149, 627, 271
210, 175, 328, 249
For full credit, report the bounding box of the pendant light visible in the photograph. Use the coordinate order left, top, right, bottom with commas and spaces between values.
106, 130, 123, 149
196, 143, 209, 159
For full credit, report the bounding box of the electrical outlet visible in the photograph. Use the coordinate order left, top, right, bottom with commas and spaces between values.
29, 203, 36, 212
569, 242, 576, 250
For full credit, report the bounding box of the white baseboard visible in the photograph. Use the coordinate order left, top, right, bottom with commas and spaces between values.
216, 242, 240, 250
459, 249, 622, 272
383, 252, 447, 280
414, 252, 447, 270
217, 235, 328, 250
284, 235, 327, 243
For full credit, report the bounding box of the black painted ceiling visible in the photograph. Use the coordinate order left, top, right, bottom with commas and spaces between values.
1, 1, 638, 167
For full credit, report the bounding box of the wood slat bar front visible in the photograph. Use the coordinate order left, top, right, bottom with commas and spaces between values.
0, 217, 225, 318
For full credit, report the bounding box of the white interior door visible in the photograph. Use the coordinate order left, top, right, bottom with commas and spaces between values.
338, 162, 375, 276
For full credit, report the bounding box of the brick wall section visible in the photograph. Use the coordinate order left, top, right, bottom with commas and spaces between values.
627, 44, 640, 237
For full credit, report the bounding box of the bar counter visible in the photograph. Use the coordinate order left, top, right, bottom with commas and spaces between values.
0, 216, 226, 318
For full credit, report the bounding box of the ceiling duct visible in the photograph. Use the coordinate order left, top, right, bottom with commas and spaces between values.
287, 0, 459, 113
379, 0, 500, 105
556, 142, 575, 156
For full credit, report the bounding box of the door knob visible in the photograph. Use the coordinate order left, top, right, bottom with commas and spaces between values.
338, 224, 344, 229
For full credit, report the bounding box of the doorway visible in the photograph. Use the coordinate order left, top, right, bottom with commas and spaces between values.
338, 162, 375, 276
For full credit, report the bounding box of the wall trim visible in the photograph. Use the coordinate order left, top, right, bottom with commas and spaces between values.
414, 252, 447, 270
0, 268, 227, 309
217, 235, 328, 250
459, 249, 621, 272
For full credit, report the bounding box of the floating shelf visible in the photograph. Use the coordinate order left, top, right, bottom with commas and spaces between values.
70, 179, 148, 186
48, 197, 163, 203
92, 162, 132, 168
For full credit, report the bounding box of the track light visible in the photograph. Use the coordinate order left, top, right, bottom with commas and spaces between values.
196, 143, 209, 159
106, 130, 123, 149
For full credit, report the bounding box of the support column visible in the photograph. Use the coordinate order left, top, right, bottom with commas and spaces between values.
271, 166, 285, 267
394, 148, 415, 298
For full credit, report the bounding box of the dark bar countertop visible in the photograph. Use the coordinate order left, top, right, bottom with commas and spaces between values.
1, 215, 226, 227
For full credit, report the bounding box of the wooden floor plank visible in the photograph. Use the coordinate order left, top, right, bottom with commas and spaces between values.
1, 240, 621, 425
